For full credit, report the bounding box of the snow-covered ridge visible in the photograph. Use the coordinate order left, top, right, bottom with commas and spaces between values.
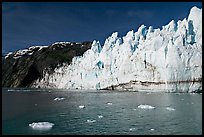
51, 41, 71, 45
4, 45, 48, 59
33, 7, 202, 92
4, 41, 87, 60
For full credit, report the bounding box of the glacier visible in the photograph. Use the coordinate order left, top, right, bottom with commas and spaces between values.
32, 6, 202, 92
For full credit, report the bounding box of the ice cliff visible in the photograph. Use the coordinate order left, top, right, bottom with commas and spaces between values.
32, 6, 202, 92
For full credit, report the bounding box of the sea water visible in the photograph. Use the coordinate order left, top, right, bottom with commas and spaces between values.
2, 88, 202, 135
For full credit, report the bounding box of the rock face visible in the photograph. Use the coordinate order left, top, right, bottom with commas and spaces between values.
2, 42, 92, 87
31, 6, 202, 92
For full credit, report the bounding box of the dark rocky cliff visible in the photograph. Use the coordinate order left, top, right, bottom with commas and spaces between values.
2, 41, 92, 88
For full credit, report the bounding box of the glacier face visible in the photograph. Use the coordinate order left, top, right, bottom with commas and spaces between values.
32, 6, 202, 92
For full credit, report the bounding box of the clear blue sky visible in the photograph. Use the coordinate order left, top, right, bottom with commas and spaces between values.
2, 2, 202, 53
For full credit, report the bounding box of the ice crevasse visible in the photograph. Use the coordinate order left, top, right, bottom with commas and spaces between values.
33, 6, 202, 92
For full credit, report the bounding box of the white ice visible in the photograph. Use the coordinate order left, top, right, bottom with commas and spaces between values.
107, 102, 112, 105
86, 119, 96, 123
79, 105, 85, 109
53, 97, 65, 101
129, 127, 137, 131
137, 104, 155, 109
29, 122, 54, 130
166, 107, 176, 111
150, 128, 155, 131
98, 115, 103, 118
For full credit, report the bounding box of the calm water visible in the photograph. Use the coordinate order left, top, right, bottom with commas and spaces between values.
2, 88, 202, 135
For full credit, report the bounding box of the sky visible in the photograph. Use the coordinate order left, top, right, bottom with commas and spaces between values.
2, 2, 202, 53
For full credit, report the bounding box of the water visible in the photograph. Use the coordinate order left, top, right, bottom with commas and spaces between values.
2, 88, 202, 135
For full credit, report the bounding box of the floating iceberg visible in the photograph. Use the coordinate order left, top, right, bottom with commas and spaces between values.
137, 104, 155, 109
107, 102, 113, 105
79, 105, 85, 109
98, 115, 103, 118
129, 127, 137, 131
86, 119, 96, 123
54, 97, 65, 101
166, 107, 176, 111
7, 89, 15, 92
150, 128, 155, 131
29, 122, 54, 130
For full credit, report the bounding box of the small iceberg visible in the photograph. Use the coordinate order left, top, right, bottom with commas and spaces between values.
150, 128, 155, 131
98, 115, 103, 118
8, 89, 15, 92
79, 105, 85, 109
29, 122, 54, 130
107, 102, 112, 105
137, 104, 155, 109
166, 107, 176, 111
129, 127, 137, 131
54, 97, 65, 101
86, 119, 96, 123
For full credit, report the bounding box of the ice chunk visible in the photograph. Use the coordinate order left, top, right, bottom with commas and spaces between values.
107, 102, 112, 105
7, 89, 15, 92
129, 127, 137, 131
86, 119, 96, 123
54, 97, 65, 101
29, 122, 54, 130
98, 115, 103, 118
137, 104, 155, 109
166, 107, 176, 111
79, 105, 85, 109
150, 128, 155, 131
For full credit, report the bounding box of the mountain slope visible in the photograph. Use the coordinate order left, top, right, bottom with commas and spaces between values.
2, 42, 92, 87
